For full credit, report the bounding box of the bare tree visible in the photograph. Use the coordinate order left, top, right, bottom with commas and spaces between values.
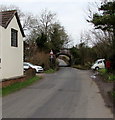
22, 13, 39, 33
90, 29, 113, 58
38, 9, 56, 35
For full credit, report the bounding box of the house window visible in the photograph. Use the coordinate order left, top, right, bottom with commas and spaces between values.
11, 28, 18, 47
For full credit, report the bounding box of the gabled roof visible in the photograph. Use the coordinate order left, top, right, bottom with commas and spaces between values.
0, 10, 25, 37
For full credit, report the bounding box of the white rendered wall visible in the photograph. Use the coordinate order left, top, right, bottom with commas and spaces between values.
1, 16, 23, 79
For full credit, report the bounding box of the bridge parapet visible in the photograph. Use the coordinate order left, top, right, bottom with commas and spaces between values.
59, 49, 71, 56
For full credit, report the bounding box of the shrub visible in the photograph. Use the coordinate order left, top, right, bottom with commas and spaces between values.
29, 51, 50, 70
108, 74, 115, 82
98, 69, 107, 75
25, 68, 36, 79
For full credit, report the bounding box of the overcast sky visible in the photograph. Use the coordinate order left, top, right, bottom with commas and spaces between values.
0, 0, 101, 46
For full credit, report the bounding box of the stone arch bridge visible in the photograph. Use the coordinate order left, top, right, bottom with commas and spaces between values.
56, 48, 72, 66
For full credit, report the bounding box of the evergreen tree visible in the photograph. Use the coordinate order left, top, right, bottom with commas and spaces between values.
36, 32, 47, 50
89, 1, 115, 70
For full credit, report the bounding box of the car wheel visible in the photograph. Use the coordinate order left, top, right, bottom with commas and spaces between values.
95, 67, 99, 70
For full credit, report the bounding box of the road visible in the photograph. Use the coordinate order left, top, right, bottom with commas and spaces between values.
2, 67, 113, 118
57, 58, 68, 66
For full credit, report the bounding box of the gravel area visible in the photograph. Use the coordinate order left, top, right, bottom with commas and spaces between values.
90, 70, 114, 117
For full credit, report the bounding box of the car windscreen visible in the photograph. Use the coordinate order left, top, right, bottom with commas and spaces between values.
24, 63, 28, 66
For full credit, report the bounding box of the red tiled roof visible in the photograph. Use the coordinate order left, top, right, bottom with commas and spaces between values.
0, 10, 16, 28
0, 10, 25, 37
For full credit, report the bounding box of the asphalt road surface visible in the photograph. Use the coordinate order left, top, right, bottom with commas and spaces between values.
2, 67, 113, 118
57, 58, 68, 66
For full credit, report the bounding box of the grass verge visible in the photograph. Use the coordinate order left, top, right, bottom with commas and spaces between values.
98, 69, 115, 82
72, 65, 89, 70
44, 69, 56, 74
2, 76, 41, 96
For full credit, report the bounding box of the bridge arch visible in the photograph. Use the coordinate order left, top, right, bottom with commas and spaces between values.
56, 52, 72, 66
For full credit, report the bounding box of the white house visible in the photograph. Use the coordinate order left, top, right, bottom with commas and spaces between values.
0, 10, 25, 80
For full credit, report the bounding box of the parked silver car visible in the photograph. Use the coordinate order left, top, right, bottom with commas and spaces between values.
23, 62, 43, 73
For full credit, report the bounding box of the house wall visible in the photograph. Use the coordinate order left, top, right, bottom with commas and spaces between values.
0, 26, 2, 80
1, 16, 23, 79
